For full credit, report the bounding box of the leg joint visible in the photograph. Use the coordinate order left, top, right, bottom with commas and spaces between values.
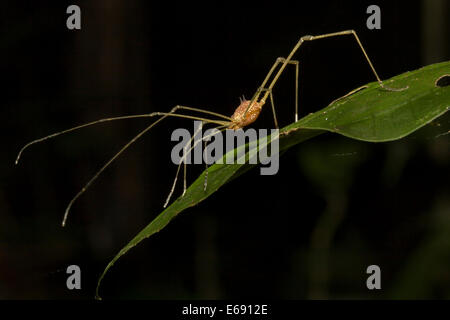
171, 105, 181, 112
258, 86, 271, 93
277, 57, 299, 65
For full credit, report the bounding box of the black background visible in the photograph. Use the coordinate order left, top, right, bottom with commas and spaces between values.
1, 0, 449, 299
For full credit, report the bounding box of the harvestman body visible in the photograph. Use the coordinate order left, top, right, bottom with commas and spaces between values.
15, 30, 406, 227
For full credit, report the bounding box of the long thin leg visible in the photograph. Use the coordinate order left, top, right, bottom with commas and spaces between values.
183, 121, 204, 197
201, 126, 228, 193
203, 138, 208, 191
163, 157, 184, 208
60, 107, 229, 227
263, 30, 409, 101
182, 120, 207, 197
163, 124, 227, 208
163, 128, 198, 209
247, 30, 407, 122
294, 58, 299, 121
15, 105, 231, 165
247, 57, 299, 125
164, 120, 203, 207
257, 87, 280, 128
269, 90, 278, 128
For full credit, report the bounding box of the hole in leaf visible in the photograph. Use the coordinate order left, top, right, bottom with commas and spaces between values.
435, 74, 450, 87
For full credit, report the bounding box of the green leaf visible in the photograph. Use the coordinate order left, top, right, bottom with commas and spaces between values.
95, 61, 450, 298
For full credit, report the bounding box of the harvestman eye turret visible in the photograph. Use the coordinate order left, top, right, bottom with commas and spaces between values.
15, 30, 407, 227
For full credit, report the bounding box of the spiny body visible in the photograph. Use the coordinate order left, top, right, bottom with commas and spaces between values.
229, 99, 265, 129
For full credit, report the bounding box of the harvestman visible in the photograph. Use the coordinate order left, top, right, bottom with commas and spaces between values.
15, 30, 406, 227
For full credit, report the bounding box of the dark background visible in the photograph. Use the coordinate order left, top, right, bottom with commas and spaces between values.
1, 0, 449, 299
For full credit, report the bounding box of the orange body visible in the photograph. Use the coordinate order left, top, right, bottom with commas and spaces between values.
229, 99, 265, 129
